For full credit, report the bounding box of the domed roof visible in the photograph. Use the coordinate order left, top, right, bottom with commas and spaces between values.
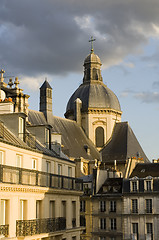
84, 52, 101, 65
65, 82, 121, 115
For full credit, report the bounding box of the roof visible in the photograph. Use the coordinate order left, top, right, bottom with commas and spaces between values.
101, 122, 149, 163
28, 110, 48, 125
28, 110, 100, 160
65, 82, 121, 115
130, 163, 159, 178
40, 80, 52, 89
84, 52, 101, 65
98, 177, 123, 194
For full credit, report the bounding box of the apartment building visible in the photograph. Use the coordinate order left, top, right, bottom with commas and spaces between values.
0, 70, 84, 240
123, 163, 159, 240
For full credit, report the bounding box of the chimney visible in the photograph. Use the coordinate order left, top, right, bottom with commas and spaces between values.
74, 98, 82, 126
40, 80, 52, 119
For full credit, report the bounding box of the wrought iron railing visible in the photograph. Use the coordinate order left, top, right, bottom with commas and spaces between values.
72, 218, 76, 228
0, 164, 83, 191
16, 217, 66, 236
0, 224, 9, 237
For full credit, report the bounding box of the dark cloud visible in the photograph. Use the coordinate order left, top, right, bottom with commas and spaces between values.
0, 0, 159, 79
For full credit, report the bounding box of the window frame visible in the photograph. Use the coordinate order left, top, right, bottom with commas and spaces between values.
131, 199, 138, 213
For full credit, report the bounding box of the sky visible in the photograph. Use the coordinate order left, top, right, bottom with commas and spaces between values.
0, 0, 159, 161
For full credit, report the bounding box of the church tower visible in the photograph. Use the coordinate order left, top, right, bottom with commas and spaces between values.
40, 80, 52, 119
65, 42, 122, 150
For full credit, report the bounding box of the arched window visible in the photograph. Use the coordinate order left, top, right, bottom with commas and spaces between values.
95, 127, 104, 147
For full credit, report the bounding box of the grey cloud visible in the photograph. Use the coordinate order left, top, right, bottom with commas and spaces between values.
0, 0, 159, 79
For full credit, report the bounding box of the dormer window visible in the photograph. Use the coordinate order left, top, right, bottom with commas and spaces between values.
144, 177, 153, 192
130, 178, 139, 192
45, 128, 50, 149
19, 117, 24, 141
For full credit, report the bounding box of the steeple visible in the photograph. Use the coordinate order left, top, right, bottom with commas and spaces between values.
40, 79, 52, 119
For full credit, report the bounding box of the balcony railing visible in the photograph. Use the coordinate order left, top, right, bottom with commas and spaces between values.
16, 217, 66, 237
0, 224, 9, 237
0, 165, 83, 191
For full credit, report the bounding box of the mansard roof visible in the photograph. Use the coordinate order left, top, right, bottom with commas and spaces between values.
101, 122, 149, 163
28, 110, 100, 160
130, 163, 159, 178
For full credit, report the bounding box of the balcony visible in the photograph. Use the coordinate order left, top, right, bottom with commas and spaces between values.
16, 217, 66, 237
0, 224, 9, 237
0, 165, 83, 191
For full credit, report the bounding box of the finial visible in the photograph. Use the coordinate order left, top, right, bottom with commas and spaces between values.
89, 36, 96, 53
0, 69, 5, 83
8, 78, 14, 88
45, 77, 47, 81
14, 77, 19, 89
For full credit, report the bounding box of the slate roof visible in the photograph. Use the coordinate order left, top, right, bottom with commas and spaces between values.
98, 178, 123, 194
130, 163, 159, 178
28, 110, 100, 160
101, 122, 149, 163
65, 82, 121, 116
40, 80, 52, 89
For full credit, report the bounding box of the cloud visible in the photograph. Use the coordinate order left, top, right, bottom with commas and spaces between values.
153, 81, 159, 88
134, 91, 159, 103
1, 0, 159, 80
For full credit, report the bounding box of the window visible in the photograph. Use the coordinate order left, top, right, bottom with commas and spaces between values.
45, 128, 50, 148
131, 199, 138, 213
132, 223, 138, 234
146, 199, 152, 213
36, 200, 42, 219
110, 218, 116, 230
145, 180, 152, 191
50, 201, 55, 218
58, 164, 62, 175
0, 151, 4, 164
100, 201, 106, 212
0, 200, 8, 225
68, 167, 72, 177
80, 200, 85, 212
46, 161, 51, 186
100, 218, 106, 230
110, 201, 116, 212
131, 181, 138, 192
146, 223, 153, 238
72, 201, 76, 227
62, 201, 66, 218
20, 200, 27, 220
32, 159, 37, 170
95, 127, 104, 147
19, 117, 24, 140
16, 155, 22, 168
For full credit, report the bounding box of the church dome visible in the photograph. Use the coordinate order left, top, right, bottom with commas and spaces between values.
65, 82, 121, 115
65, 49, 121, 118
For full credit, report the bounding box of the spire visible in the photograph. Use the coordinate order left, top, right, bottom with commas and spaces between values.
89, 36, 96, 53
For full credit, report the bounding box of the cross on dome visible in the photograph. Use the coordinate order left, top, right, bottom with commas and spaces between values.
89, 36, 96, 53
